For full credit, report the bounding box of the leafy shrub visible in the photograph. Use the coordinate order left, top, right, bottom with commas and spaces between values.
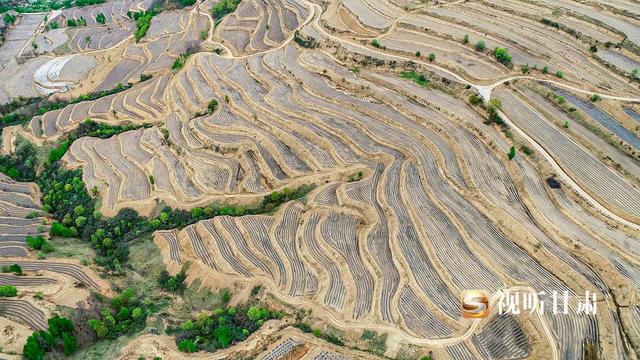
475, 40, 486, 52
95, 12, 106, 24
1, 264, 22, 275
208, 98, 219, 113
179, 339, 197, 353
26, 235, 53, 251
50, 222, 77, 238
468, 93, 483, 106
493, 47, 512, 65
0, 285, 18, 297
371, 39, 381, 48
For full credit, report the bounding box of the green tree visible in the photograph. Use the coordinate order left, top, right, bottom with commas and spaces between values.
415, 50, 421, 57
427, 53, 436, 62
371, 39, 381, 48
463, 34, 469, 44
475, 40, 486, 52
632, 69, 638, 79
508, 146, 516, 160
555, 70, 564, 78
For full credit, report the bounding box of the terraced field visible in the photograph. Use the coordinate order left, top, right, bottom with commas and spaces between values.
0, 174, 48, 258
1, 0, 639, 359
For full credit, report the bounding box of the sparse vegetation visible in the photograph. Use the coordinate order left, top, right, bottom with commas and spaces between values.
475, 40, 486, 52
293, 30, 317, 48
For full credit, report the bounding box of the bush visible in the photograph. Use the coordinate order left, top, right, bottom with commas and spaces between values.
26, 235, 46, 250
0, 285, 18, 297
96, 12, 106, 24
1, 264, 22, 275
179, 339, 197, 353
371, 39, 381, 48
158, 267, 188, 293
475, 40, 486, 52
427, 53, 436, 62
468, 93, 483, 106
493, 47, 512, 65
23, 316, 77, 359
3, 13, 16, 25
50, 222, 77, 238
208, 98, 219, 113
508, 146, 516, 160
399, 71, 429, 87
555, 71, 564, 78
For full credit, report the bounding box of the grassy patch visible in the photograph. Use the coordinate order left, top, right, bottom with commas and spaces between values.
400, 71, 429, 87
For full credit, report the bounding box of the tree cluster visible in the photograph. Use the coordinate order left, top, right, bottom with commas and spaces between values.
158, 266, 188, 293
211, 0, 240, 21
87, 289, 148, 339
0, 138, 38, 181
23, 316, 78, 360
169, 304, 279, 353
